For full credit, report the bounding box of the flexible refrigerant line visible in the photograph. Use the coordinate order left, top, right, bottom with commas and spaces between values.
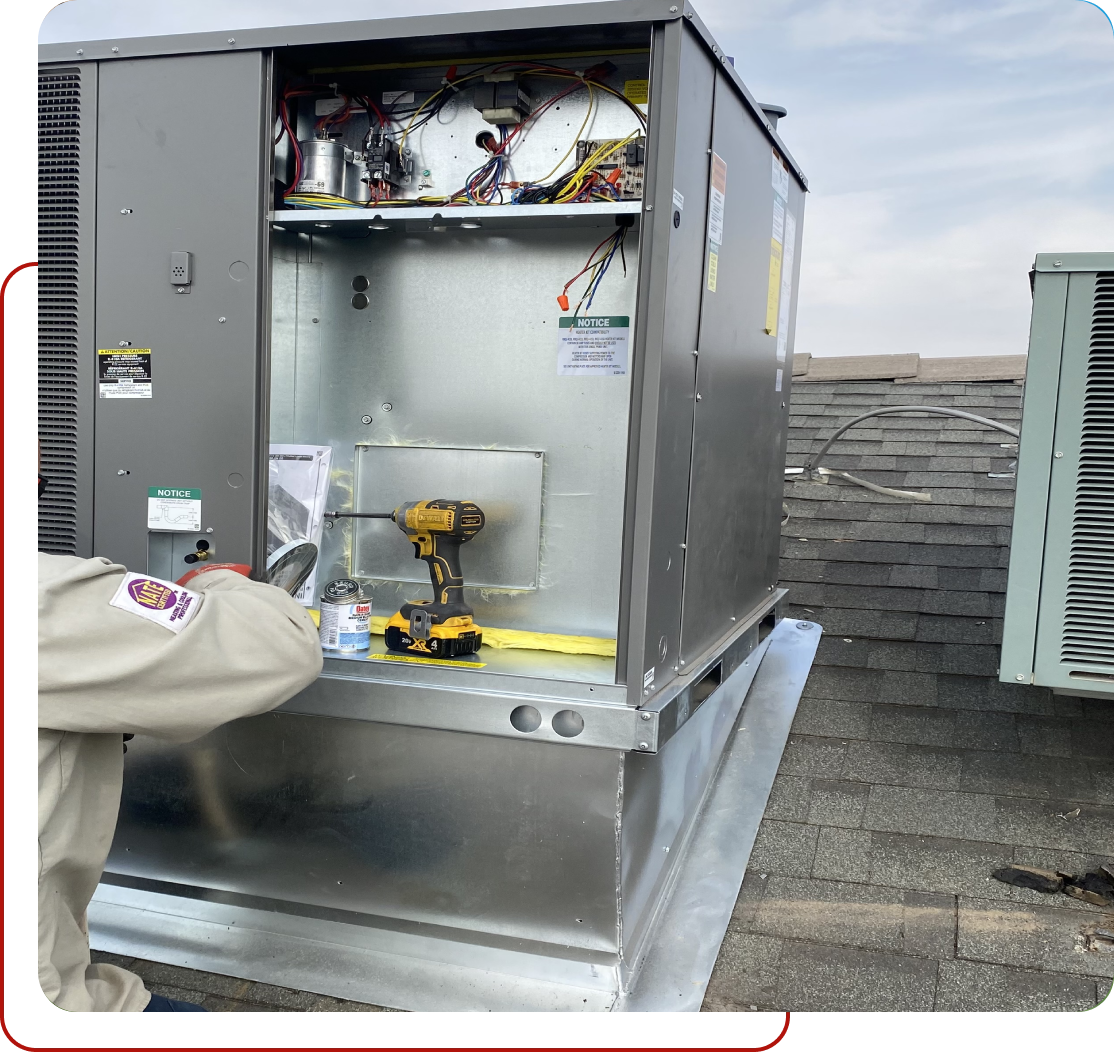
789, 405, 1021, 503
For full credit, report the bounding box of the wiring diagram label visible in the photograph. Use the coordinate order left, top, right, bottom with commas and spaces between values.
98, 349, 152, 399
558, 316, 629, 375
148, 487, 202, 532
765, 151, 792, 334
776, 211, 797, 361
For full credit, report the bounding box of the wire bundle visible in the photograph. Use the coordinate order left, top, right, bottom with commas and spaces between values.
557, 224, 630, 316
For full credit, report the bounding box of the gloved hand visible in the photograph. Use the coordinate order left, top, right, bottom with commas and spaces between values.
176, 562, 253, 587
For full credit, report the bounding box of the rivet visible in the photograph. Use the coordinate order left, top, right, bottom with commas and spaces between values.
641, 712, 651, 721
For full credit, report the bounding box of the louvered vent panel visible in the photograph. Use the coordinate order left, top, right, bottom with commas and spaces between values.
38, 68, 81, 555
1061, 272, 1114, 666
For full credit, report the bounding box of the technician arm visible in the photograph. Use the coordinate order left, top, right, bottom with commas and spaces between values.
38, 554, 323, 742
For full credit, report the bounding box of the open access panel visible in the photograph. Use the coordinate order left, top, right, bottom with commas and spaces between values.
41, 0, 816, 1010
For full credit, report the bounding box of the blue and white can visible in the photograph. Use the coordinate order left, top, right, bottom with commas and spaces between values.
319, 579, 371, 652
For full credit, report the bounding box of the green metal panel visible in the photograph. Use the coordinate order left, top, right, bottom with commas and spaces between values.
999, 270, 1067, 684
1031, 272, 1103, 689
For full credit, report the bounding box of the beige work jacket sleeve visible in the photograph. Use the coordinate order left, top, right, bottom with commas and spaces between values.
38, 554, 323, 742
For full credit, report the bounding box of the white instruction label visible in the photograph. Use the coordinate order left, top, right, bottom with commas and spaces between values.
643, 667, 656, 691
383, 90, 415, 106
776, 212, 797, 362
775, 368, 783, 392
558, 316, 630, 375
109, 572, 202, 634
672, 187, 684, 211
314, 97, 345, 115
772, 152, 791, 199
772, 194, 785, 244
147, 487, 201, 532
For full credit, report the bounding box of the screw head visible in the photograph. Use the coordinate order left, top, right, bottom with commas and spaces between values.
670, 4, 678, 10
205, 527, 214, 534
641, 712, 651, 721
645, 204, 654, 211
679, 659, 685, 667
111, 46, 119, 53
218, 317, 227, 324
382, 402, 393, 412
118, 341, 130, 347
1054, 451, 1064, 458
797, 622, 812, 630
116, 469, 126, 476
1015, 674, 1026, 682
638, 742, 649, 751
1053, 260, 1062, 267
227, 37, 236, 44
361, 414, 373, 425
119, 208, 132, 214
643, 688, 650, 696
76, 49, 84, 55
324, 520, 334, 529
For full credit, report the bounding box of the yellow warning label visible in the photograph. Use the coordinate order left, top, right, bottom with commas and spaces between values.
368, 653, 486, 670
623, 79, 649, 105
707, 248, 719, 293
764, 238, 783, 335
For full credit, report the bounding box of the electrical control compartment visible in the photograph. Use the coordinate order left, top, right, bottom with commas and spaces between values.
268, 40, 654, 701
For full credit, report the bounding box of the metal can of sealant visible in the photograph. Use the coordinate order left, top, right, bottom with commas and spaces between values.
319, 579, 371, 651
296, 139, 349, 197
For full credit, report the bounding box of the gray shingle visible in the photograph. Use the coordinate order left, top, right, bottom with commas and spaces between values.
774, 942, 939, 1011
936, 960, 1098, 1012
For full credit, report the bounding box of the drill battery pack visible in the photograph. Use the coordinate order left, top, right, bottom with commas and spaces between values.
385, 611, 483, 659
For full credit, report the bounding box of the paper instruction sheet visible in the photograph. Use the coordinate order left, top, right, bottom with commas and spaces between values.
268, 444, 333, 606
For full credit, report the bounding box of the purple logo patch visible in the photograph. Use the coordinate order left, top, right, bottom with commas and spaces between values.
127, 578, 176, 610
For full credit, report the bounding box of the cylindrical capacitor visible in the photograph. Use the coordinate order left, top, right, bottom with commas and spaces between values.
319, 578, 371, 652
296, 140, 349, 197
344, 158, 372, 203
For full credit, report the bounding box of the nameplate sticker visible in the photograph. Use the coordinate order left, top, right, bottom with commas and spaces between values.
109, 573, 202, 633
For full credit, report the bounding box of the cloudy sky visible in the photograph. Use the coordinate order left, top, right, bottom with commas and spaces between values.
41, 0, 1114, 358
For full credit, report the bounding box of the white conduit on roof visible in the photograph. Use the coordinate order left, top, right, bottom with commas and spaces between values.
786, 406, 1021, 503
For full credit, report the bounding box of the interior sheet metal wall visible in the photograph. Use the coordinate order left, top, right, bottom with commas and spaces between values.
270, 224, 639, 638
91, 52, 271, 571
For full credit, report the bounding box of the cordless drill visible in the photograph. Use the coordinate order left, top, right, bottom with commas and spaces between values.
326, 499, 486, 658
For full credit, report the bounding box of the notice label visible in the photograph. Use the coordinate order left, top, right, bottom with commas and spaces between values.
314, 97, 345, 115
148, 487, 202, 532
624, 79, 650, 105
672, 187, 685, 211
98, 349, 152, 399
775, 368, 784, 393
382, 90, 415, 106
558, 316, 630, 375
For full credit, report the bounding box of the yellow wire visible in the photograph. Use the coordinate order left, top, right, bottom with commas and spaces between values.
554, 131, 639, 203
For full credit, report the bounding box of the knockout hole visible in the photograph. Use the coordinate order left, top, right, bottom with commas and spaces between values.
510, 705, 542, 733
552, 709, 584, 738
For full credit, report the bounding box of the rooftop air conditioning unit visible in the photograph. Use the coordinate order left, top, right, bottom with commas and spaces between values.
1002, 252, 1114, 696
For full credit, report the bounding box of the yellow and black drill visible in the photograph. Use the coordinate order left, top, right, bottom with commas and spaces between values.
325, 499, 485, 658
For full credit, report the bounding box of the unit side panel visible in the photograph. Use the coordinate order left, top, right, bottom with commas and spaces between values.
108, 714, 623, 954
1034, 270, 1114, 688
999, 270, 1068, 684
621, 22, 715, 698
92, 52, 268, 570
680, 74, 801, 663
39, 63, 98, 557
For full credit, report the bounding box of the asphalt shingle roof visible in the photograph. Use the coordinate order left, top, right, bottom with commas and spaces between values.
705, 379, 1114, 1013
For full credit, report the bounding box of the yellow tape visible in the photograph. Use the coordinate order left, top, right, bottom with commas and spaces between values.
368, 653, 486, 670
309, 608, 615, 657
366, 616, 615, 656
